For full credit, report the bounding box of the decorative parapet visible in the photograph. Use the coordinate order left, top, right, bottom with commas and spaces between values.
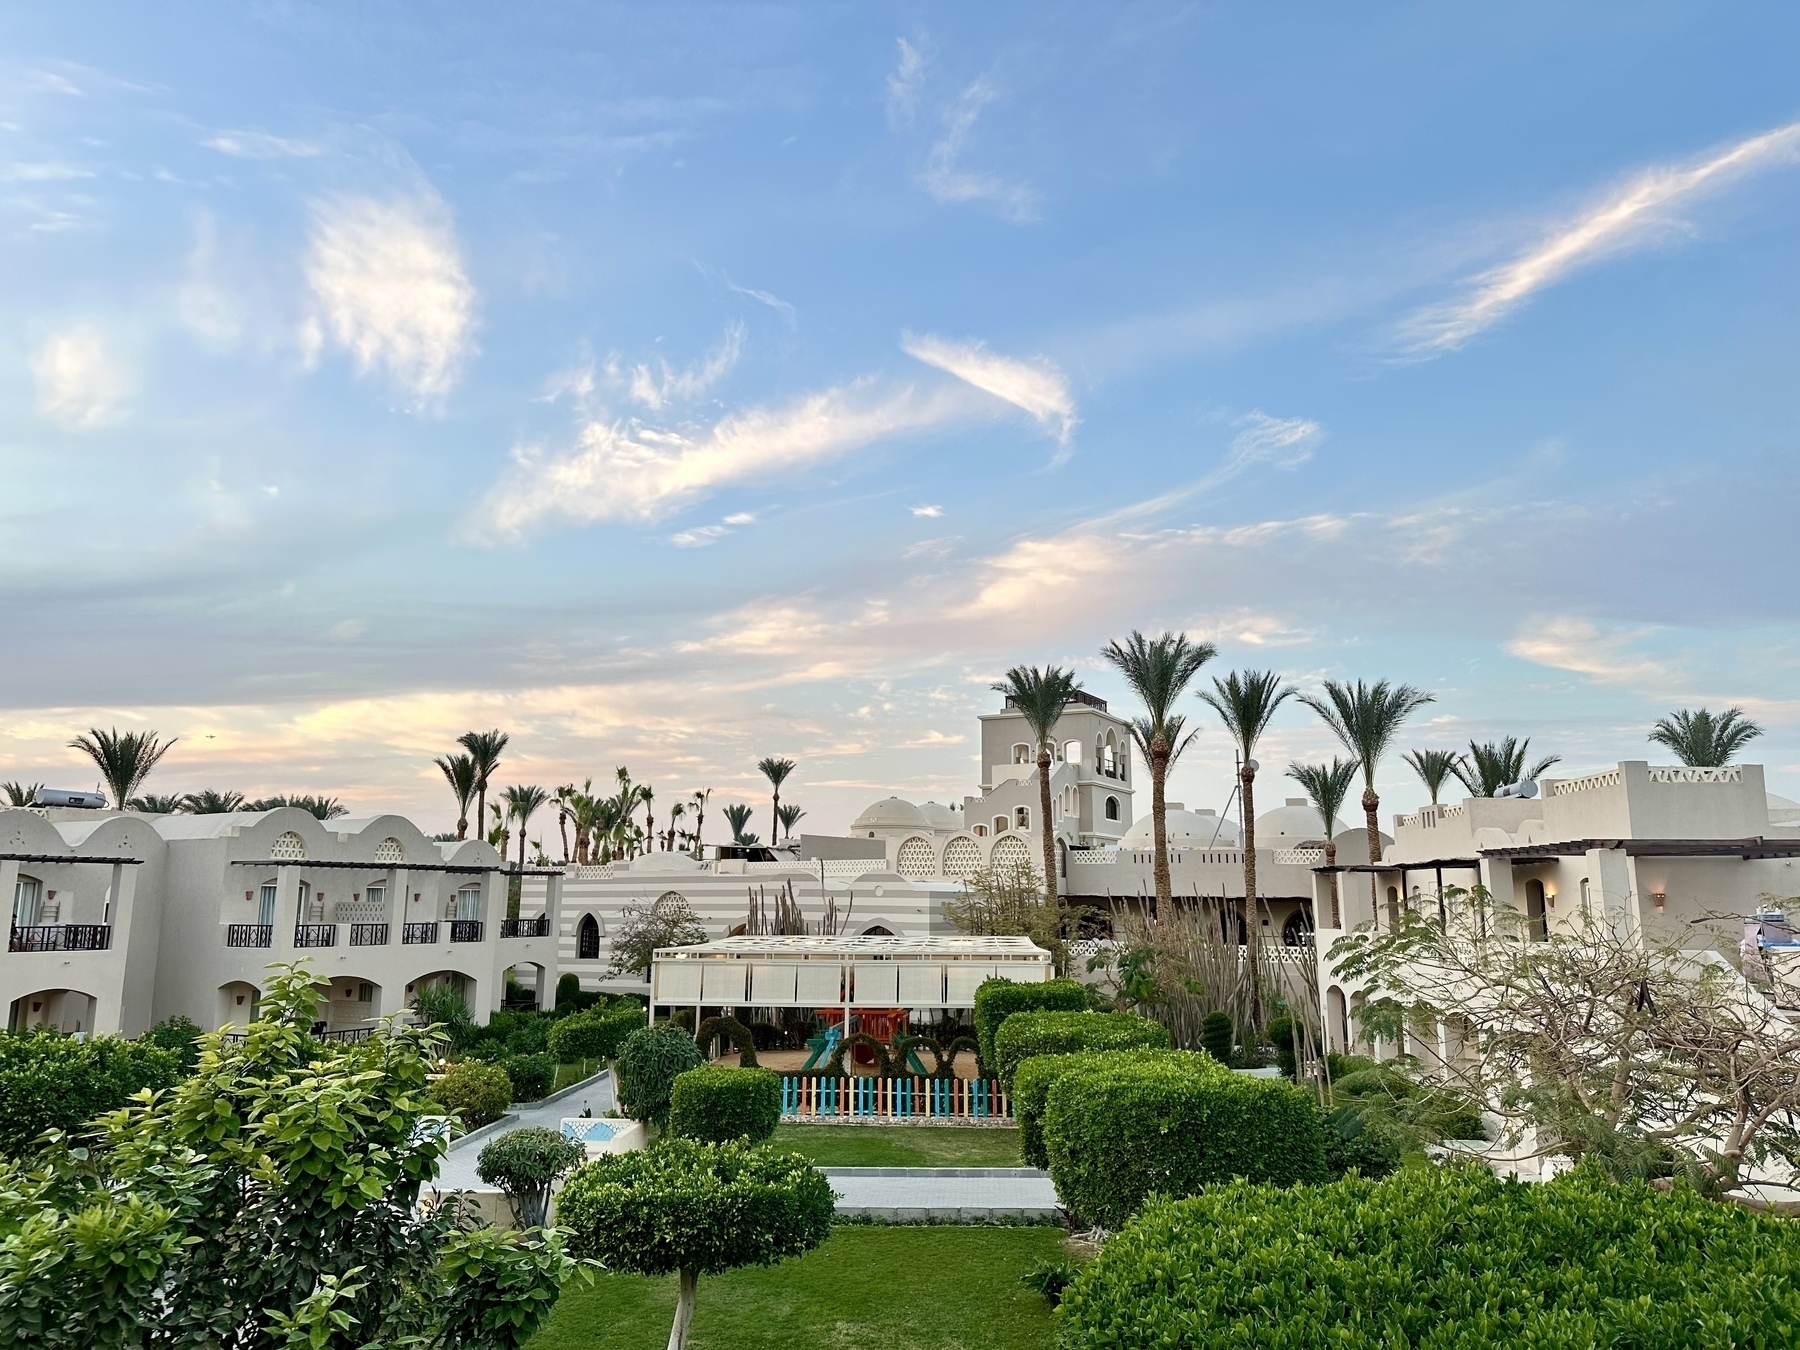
1646, 765, 1743, 784
1551, 770, 1622, 796
1273, 848, 1325, 866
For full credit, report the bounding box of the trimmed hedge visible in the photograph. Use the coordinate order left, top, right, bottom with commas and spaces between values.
1043, 1052, 1327, 1228
547, 1003, 644, 1064
615, 1024, 704, 1128
1013, 1048, 1189, 1168
993, 1011, 1170, 1088
501, 1052, 555, 1102
0, 1031, 181, 1158
668, 1065, 781, 1144
972, 976, 1089, 1072
1057, 1164, 1800, 1347
430, 1059, 513, 1129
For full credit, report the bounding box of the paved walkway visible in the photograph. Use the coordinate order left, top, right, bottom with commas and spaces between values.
825, 1166, 1059, 1221
433, 1070, 615, 1191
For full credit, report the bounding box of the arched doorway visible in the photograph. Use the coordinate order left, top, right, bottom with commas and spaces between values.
1281, 909, 1315, 947
1524, 879, 1547, 942
576, 914, 601, 960
218, 980, 261, 1028
1327, 986, 1349, 1053
321, 976, 381, 1036
406, 970, 478, 1021
9, 988, 97, 1034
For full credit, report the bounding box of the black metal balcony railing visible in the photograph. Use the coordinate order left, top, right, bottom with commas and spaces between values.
349, 923, 389, 946
499, 915, 550, 938
293, 923, 337, 948
10, 924, 112, 953
449, 919, 484, 943
402, 922, 439, 945
226, 923, 274, 949
315, 1027, 375, 1044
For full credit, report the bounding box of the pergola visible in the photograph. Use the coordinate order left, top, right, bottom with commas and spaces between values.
647, 934, 1051, 1027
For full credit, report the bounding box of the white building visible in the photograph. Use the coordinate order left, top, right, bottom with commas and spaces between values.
4, 805, 562, 1037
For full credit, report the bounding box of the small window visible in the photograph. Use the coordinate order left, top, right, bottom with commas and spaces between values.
1105, 796, 1119, 821
1065, 740, 1082, 765
12, 875, 42, 927
1012, 743, 1031, 765
1014, 806, 1030, 830
258, 883, 278, 925
365, 884, 385, 906
270, 831, 306, 860
357, 982, 374, 1003
374, 837, 405, 863
972, 824, 989, 838
993, 816, 1008, 835
577, 914, 600, 960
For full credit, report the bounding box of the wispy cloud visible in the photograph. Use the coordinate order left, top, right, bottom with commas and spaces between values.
917, 77, 1038, 223
473, 380, 975, 541
671, 512, 756, 548
300, 189, 477, 407
1402, 120, 1800, 354
1226, 411, 1323, 472
31, 327, 132, 429
902, 332, 1075, 457
203, 130, 322, 159
1505, 616, 1677, 688
910, 504, 944, 518
629, 323, 743, 411
886, 38, 927, 126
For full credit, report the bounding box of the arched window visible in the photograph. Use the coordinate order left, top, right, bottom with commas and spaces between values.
861, 925, 894, 937
577, 914, 600, 960
1012, 743, 1031, 765
1282, 909, 1315, 947
270, 831, 306, 860
943, 836, 981, 879
1065, 740, 1082, 766
972, 824, 988, 838
374, 837, 404, 863
993, 816, 1008, 835
991, 834, 1032, 872
896, 837, 935, 877
1104, 796, 1119, 821
1014, 806, 1030, 831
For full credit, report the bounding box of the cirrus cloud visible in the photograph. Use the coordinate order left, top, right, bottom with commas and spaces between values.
902, 331, 1076, 458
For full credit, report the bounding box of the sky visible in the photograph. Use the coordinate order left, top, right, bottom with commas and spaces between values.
4, 3, 1800, 842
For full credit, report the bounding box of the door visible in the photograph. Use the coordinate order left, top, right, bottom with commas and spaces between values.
258, 884, 277, 926
1525, 879, 1547, 942
13, 876, 42, 927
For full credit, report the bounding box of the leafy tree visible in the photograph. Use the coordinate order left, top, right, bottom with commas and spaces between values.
1287, 757, 1359, 925
436, 752, 479, 840
775, 803, 805, 840
458, 729, 511, 854
556, 971, 582, 1007
0, 963, 580, 1348
1101, 631, 1216, 917
557, 1139, 834, 1350
179, 788, 246, 813
992, 663, 1082, 901
945, 857, 1088, 973
68, 727, 175, 809
1649, 706, 1764, 767
755, 756, 797, 848
721, 803, 756, 845
477, 1126, 586, 1227
615, 1024, 704, 1128
141, 1015, 205, 1074
0, 1031, 180, 1158
1450, 736, 1560, 797
1401, 748, 1463, 806
608, 893, 707, 978
1, 781, 43, 807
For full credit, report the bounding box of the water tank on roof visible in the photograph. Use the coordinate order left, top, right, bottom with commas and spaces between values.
33, 789, 107, 809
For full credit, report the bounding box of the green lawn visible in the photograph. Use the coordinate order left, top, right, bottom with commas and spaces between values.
530, 1226, 1065, 1350
769, 1124, 1023, 1168
552, 1059, 604, 1093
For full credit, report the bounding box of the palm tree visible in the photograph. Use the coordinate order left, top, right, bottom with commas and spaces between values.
1402, 749, 1465, 806
1649, 707, 1764, 767
126, 792, 182, 814
1102, 631, 1217, 915
1198, 670, 1294, 971
435, 753, 478, 839
777, 803, 806, 840
487, 800, 509, 855
722, 803, 756, 845
690, 788, 712, 859
570, 790, 601, 864
1287, 758, 1360, 927
180, 788, 247, 814
664, 800, 686, 851
757, 757, 797, 847
992, 664, 1082, 899
553, 783, 577, 861
640, 784, 656, 853
1451, 737, 1561, 798
1300, 679, 1435, 885
2, 782, 44, 807
69, 728, 176, 810
501, 784, 551, 871
457, 730, 510, 853
246, 793, 348, 820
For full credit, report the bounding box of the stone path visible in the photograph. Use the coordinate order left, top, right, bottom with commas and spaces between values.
825, 1166, 1060, 1222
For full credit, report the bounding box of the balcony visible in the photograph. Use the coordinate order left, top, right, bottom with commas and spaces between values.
449, 920, 484, 943
499, 915, 550, 938
349, 923, 389, 946
10, 924, 112, 953
226, 923, 273, 949
293, 923, 338, 948
402, 922, 439, 945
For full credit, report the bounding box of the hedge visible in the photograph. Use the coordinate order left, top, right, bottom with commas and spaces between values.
971, 976, 1089, 1071
1043, 1052, 1327, 1228
0, 1031, 181, 1158
615, 1024, 704, 1128
430, 1059, 513, 1129
1013, 1048, 1189, 1168
547, 1003, 644, 1064
1056, 1164, 1800, 1347
501, 1052, 555, 1102
668, 1065, 781, 1144
993, 1010, 1170, 1088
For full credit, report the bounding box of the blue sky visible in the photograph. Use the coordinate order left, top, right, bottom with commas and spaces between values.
4, 4, 1800, 838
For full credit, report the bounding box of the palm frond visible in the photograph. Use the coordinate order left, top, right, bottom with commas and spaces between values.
1286, 758, 1361, 838
1297, 679, 1434, 789
1101, 631, 1216, 745
1649, 707, 1764, 767
1197, 670, 1294, 760
992, 664, 1082, 751
68, 727, 176, 808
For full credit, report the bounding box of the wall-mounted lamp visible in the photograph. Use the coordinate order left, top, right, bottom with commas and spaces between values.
1546, 890, 1556, 908
1652, 891, 1667, 913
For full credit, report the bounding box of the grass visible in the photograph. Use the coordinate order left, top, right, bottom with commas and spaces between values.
529, 1226, 1065, 1350
552, 1059, 604, 1093
769, 1123, 1023, 1168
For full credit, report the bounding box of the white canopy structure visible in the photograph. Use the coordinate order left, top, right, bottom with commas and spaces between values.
648, 934, 1051, 1023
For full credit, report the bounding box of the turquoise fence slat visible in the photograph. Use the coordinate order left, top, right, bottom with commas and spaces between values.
776, 1074, 1010, 1119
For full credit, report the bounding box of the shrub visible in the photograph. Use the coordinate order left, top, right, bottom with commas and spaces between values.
0, 1030, 180, 1158
411, 986, 477, 1052
501, 1053, 555, 1103
693, 1015, 759, 1067
1057, 1164, 1800, 1347
1331, 1056, 1486, 1143
972, 976, 1089, 1071
1200, 1010, 1233, 1065
668, 1066, 780, 1144
1012, 1048, 1188, 1169
615, 1024, 704, 1128
503, 1019, 550, 1057
1322, 1106, 1404, 1180
142, 1015, 204, 1074
558, 1139, 834, 1350
476, 1126, 586, 1227
431, 1060, 513, 1129
993, 1010, 1170, 1087
555, 972, 582, 1008
548, 1003, 643, 1064
1043, 1052, 1328, 1228
1267, 1014, 1296, 1079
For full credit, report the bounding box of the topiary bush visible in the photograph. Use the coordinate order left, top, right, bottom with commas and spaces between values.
1012, 1048, 1189, 1169
1057, 1163, 1800, 1347
972, 976, 1090, 1072
558, 1139, 834, 1350
547, 1003, 644, 1065
1043, 1051, 1328, 1228
993, 1010, 1170, 1088
477, 1125, 587, 1227
0, 1030, 181, 1158
693, 1015, 759, 1068
501, 1053, 555, 1102
615, 1024, 704, 1128
1200, 1010, 1233, 1065
431, 1059, 513, 1130
555, 972, 582, 1009
668, 1065, 781, 1144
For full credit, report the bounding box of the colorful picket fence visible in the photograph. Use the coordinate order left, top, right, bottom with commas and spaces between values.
779, 1074, 1011, 1119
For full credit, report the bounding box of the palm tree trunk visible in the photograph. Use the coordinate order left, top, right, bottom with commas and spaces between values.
771, 790, 780, 848
475, 785, 487, 850
558, 809, 569, 862
1362, 784, 1383, 926
1150, 734, 1171, 914
694, 805, 705, 859
1038, 749, 1058, 904
1240, 765, 1261, 1030
456, 810, 468, 841
1325, 840, 1339, 928
667, 1268, 697, 1350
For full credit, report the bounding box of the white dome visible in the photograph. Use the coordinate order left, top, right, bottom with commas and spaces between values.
1119, 805, 1240, 849
1254, 798, 1329, 845
1768, 793, 1800, 824
850, 796, 930, 838
919, 800, 962, 832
